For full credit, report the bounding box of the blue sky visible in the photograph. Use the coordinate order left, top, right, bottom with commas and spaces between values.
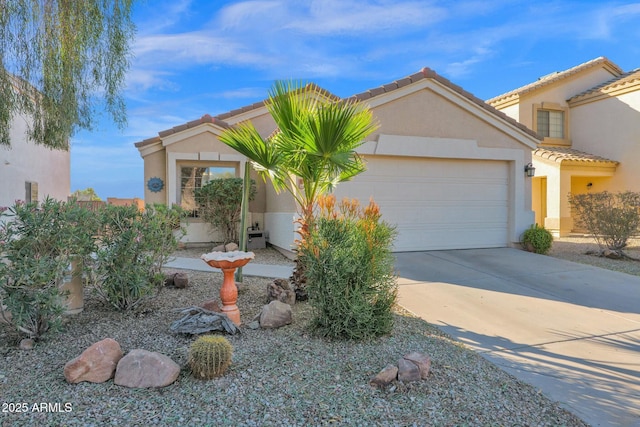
71, 0, 640, 200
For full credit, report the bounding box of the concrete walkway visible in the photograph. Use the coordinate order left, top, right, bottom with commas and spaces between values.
164, 256, 293, 279
395, 248, 640, 427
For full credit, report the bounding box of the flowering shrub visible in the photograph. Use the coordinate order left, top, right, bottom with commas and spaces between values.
300, 195, 397, 340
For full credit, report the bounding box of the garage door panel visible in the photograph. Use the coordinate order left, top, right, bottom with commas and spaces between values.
380, 203, 508, 224
396, 224, 508, 251
335, 157, 510, 251
345, 178, 507, 201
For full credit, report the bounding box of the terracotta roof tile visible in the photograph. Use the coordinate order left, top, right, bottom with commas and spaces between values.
135, 69, 543, 150
534, 146, 618, 164
134, 136, 161, 148
338, 67, 541, 141
152, 114, 230, 139
568, 69, 640, 103
487, 57, 623, 105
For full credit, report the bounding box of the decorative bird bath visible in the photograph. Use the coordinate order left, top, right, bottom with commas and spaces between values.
201, 251, 255, 326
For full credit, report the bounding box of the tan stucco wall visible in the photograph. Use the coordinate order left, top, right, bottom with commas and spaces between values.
370, 88, 529, 150
166, 132, 238, 155
0, 113, 70, 207
570, 89, 640, 193
515, 68, 618, 130
142, 149, 166, 205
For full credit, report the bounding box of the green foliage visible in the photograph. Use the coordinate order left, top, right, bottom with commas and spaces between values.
0, 0, 135, 149
92, 204, 185, 311
569, 191, 640, 251
188, 335, 233, 379
70, 187, 102, 201
520, 224, 553, 255
0, 198, 98, 338
195, 178, 256, 244
219, 80, 379, 238
300, 195, 397, 341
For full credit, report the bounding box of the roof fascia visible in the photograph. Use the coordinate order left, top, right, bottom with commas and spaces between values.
366, 78, 540, 150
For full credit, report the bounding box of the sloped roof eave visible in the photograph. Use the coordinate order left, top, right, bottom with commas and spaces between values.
487, 57, 624, 106
346, 67, 541, 149
534, 147, 619, 166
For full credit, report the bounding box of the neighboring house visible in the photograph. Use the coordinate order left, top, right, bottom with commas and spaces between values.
488, 57, 640, 237
135, 68, 540, 253
0, 110, 70, 208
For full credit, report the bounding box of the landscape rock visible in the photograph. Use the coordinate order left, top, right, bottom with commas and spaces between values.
19, 339, 35, 350
247, 320, 260, 330
170, 306, 240, 335
259, 300, 292, 329
114, 349, 180, 388
225, 242, 239, 251
199, 299, 221, 313
172, 272, 189, 288
210, 242, 239, 252
164, 271, 189, 288
64, 338, 123, 384
403, 352, 431, 379
397, 357, 421, 383
604, 249, 623, 259
267, 279, 296, 305
370, 364, 398, 387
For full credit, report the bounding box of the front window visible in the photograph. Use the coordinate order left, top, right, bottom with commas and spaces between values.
537, 109, 564, 139
180, 165, 236, 215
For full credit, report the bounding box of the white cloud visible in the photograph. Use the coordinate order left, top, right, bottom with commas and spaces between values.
284, 0, 447, 35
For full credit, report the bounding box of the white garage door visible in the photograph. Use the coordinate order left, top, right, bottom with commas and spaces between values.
334, 157, 510, 251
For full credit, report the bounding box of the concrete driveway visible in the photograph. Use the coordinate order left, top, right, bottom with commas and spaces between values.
395, 248, 640, 427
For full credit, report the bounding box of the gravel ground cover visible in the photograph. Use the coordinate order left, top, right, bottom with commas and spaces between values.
548, 236, 640, 276
0, 246, 594, 426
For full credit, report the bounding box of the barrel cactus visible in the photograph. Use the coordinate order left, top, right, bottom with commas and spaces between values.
188, 335, 233, 379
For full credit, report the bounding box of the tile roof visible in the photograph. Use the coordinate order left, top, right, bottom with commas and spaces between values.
134, 114, 230, 148
346, 67, 542, 141
534, 146, 618, 165
135, 68, 543, 149
568, 69, 640, 103
134, 84, 338, 148
487, 57, 624, 105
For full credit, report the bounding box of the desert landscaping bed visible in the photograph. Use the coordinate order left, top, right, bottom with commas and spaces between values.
548, 236, 640, 276
0, 245, 600, 426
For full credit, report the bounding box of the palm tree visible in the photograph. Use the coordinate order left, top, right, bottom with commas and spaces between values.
219, 80, 378, 291
220, 81, 378, 239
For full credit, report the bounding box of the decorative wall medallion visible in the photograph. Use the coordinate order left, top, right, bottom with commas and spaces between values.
147, 177, 164, 192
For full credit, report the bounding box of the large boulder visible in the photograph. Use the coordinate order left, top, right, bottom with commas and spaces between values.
64, 338, 123, 384
259, 300, 292, 329
114, 349, 180, 388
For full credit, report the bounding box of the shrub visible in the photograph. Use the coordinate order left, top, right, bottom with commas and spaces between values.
0, 198, 98, 338
300, 195, 397, 341
188, 335, 233, 379
568, 191, 640, 252
520, 224, 553, 255
195, 178, 256, 244
92, 204, 185, 311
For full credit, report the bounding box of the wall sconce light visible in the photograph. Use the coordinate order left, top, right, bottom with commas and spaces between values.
524, 163, 535, 177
